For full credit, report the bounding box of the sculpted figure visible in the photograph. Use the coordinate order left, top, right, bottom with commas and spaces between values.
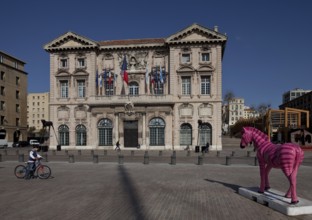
240, 127, 304, 204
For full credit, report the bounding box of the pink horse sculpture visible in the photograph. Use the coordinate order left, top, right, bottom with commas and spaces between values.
240, 127, 304, 204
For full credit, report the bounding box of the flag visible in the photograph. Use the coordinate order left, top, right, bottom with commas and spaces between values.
159, 66, 164, 84
99, 74, 102, 88
108, 71, 112, 85
121, 55, 129, 84
145, 66, 149, 85
96, 70, 99, 87
103, 69, 107, 86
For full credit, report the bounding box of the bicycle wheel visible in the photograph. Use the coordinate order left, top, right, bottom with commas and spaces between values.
14, 165, 27, 179
36, 165, 51, 179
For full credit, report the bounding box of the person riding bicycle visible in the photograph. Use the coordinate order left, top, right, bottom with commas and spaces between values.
25, 146, 42, 179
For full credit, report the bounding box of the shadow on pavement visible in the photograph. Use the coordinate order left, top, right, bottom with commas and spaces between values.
204, 178, 241, 192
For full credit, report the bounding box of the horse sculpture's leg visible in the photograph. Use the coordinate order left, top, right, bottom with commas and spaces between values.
264, 165, 272, 190
284, 165, 299, 204
258, 162, 266, 193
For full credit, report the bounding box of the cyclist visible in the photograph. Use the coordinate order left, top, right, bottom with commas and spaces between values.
25, 146, 42, 179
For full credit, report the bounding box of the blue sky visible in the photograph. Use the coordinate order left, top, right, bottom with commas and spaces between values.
1, 0, 311, 109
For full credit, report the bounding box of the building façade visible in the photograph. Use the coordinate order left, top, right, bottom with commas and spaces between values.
44, 23, 227, 151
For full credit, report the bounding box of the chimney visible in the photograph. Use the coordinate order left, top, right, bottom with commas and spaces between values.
214, 26, 218, 32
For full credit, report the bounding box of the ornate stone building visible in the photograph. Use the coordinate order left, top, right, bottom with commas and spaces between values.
44, 23, 227, 150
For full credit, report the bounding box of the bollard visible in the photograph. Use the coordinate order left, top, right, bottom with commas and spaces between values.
104, 150, 107, 156
198, 155, 203, 165
159, 151, 162, 157
91, 150, 94, 156
217, 151, 220, 157
118, 154, 124, 165
226, 156, 231, 166
254, 157, 258, 166
131, 150, 134, 156
52, 150, 56, 156
171, 154, 176, 165
65, 150, 69, 156
144, 151, 149, 164
18, 154, 24, 162
78, 150, 81, 156
4, 149, 7, 156
93, 154, 98, 163
16, 150, 19, 155
0, 154, 2, 162
44, 153, 48, 162
231, 151, 235, 156
69, 155, 75, 163
247, 151, 251, 157
187, 150, 191, 157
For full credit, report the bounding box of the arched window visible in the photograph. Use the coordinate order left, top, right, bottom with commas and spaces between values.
180, 123, 192, 145
129, 82, 139, 96
199, 123, 212, 146
98, 118, 113, 146
58, 125, 69, 146
76, 124, 86, 146
149, 117, 165, 146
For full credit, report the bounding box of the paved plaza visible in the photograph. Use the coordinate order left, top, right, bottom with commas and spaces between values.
1, 138, 312, 220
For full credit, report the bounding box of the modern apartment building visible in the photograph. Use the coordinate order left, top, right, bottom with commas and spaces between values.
27, 92, 50, 130
44, 23, 227, 150
282, 88, 312, 104
0, 50, 28, 143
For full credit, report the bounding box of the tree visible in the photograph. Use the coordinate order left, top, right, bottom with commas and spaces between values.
257, 103, 271, 116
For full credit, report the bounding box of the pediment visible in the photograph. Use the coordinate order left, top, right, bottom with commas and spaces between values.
177, 65, 196, 73
44, 31, 98, 51
198, 64, 215, 72
166, 23, 227, 44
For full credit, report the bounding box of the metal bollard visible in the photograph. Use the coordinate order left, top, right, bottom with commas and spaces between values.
4, 149, 7, 156
78, 150, 81, 156
131, 150, 134, 156
159, 151, 162, 157
93, 154, 98, 163
144, 151, 149, 164
187, 150, 191, 157
254, 157, 258, 166
16, 150, 19, 155
69, 155, 75, 163
0, 154, 2, 162
217, 151, 220, 157
44, 153, 48, 162
231, 151, 235, 156
52, 150, 56, 156
171, 154, 176, 165
226, 156, 231, 166
65, 150, 69, 156
18, 154, 24, 162
104, 150, 107, 156
247, 151, 251, 157
91, 150, 94, 156
198, 155, 203, 165
118, 154, 124, 165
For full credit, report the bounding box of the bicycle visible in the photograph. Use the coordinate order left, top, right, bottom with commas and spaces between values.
14, 158, 51, 179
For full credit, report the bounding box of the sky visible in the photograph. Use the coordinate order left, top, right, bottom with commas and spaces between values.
1, 0, 311, 109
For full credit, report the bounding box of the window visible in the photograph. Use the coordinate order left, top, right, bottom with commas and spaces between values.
0, 71, 4, 80
16, 118, 20, 126
60, 80, 69, 98
77, 80, 86, 98
16, 77, 20, 85
201, 53, 210, 62
180, 123, 192, 145
149, 117, 165, 146
77, 58, 85, 68
98, 119, 113, 146
16, 91, 20, 99
0, 101, 5, 110
201, 76, 211, 95
1, 86, 5, 96
76, 124, 87, 146
0, 56, 3, 63
60, 58, 68, 69
199, 123, 212, 146
181, 76, 191, 95
59, 125, 69, 146
0, 116, 4, 125
16, 104, 20, 113
129, 82, 139, 96
14, 62, 18, 69
104, 81, 114, 96
181, 53, 191, 64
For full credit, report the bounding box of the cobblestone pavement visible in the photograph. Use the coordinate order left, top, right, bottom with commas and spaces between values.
1, 161, 312, 219
1, 138, 312, 220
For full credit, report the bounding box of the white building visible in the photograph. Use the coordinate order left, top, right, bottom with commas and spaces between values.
44, 23, 227, 150
27, 92, 50, 130
283, 88, 312, 104
228, 98, 244, 126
